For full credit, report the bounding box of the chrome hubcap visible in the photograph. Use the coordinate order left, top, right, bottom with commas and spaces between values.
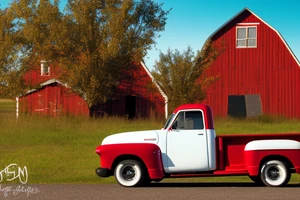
122, 166, 135, 181
267, 167, 280, 180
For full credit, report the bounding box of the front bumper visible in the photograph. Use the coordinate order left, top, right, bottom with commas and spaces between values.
96, 167, 110, 177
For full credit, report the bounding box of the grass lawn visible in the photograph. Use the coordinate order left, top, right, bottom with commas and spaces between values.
1, 99, 300, 184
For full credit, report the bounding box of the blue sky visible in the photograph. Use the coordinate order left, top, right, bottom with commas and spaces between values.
1, 0, 299, 70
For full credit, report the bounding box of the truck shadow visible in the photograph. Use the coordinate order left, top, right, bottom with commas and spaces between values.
147, 182, 300, 188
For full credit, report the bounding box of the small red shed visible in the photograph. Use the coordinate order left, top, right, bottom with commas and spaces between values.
18, 62, 168, 118
18, 79, 89, 117
202, 8, 300, 118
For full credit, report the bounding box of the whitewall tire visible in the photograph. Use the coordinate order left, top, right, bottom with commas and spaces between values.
114, 159, 145, 187
260, 160, 290, 187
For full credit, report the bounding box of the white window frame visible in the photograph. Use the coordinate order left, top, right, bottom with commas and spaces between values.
41, 60, 50, 76
236, 26, 257, 48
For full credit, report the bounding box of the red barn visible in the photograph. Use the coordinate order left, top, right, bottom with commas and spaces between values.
18, 62, 168, 118
202, 8, 300, 118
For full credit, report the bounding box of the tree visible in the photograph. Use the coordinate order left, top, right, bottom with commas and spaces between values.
57, 0, 169, 114
152, 40, 221, 113
0, 6, 24, 98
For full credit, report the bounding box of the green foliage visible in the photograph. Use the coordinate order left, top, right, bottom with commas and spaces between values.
0, 0, 169, 106
58, 0, 169, 107
152, 40, 220, 113
0, 0, 63, 98
0, 7, 25, 98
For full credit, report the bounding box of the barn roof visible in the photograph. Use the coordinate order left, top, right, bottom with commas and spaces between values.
203, 7, 300, 67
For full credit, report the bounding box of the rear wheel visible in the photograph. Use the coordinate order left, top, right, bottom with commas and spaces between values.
114, 159, 145, 187
260, 160, 291, 187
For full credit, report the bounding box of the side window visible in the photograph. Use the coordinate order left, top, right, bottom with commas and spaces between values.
172, 111, 204, 130
172, 112, 184, 130
186, 111, 204, 129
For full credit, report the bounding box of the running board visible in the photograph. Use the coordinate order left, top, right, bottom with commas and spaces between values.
168, 170, 248, 178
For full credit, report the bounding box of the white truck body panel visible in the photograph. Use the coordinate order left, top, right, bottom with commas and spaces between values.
101, 130, 159, 145
245, 140, 300, 151
166, 128, 209, 172
101, 128, 217, 173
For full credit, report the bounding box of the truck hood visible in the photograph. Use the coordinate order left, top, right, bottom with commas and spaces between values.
101, 130, 159, 145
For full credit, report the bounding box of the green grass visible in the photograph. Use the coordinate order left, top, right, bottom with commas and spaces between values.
1, 99, 300, 184
215, 115, 300, 134
0, 99, 16, 117
0, 100, 162, 184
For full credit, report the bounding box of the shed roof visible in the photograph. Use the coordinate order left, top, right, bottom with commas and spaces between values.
21, 78, 67, 97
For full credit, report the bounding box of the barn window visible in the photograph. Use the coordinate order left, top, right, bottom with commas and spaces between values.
41, 60, 50, 76
236, 26, 257, 48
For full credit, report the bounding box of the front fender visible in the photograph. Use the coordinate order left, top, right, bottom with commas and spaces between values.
96, 143, 164, 179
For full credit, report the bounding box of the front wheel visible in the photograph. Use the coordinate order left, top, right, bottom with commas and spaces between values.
260, 160, 291, 187
114, 159, 145, 187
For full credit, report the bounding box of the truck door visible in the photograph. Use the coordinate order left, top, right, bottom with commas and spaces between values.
166, 110, 209, 172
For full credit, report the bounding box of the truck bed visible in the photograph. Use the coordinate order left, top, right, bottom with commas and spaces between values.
216, 133, 300, 172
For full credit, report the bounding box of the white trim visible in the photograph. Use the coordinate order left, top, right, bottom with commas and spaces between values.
245, 140, 300, 151
140, 61, 169, 119
203, 8, 300, 67
40, 79, 68, 87
16, 97, 19, 119
19, 79, 69, 97
236, 26, 257, 48
41, 60, 50, 76
237, 22, 260, 26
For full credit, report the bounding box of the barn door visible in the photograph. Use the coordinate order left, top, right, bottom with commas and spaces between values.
125, 95, 136, 119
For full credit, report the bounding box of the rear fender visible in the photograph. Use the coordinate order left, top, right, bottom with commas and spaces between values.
244, 140, 300, 176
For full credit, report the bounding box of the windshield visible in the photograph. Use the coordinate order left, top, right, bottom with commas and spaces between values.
163, 114, 175, 129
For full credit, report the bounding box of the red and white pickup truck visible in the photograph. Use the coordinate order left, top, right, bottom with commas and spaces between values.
95, 104, 300, 187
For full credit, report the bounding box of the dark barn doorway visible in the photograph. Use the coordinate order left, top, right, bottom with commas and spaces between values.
125, 95, 136, 119
228, 94, 262, 118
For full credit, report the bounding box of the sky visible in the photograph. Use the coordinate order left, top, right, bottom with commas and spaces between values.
1, 0, 300, 70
